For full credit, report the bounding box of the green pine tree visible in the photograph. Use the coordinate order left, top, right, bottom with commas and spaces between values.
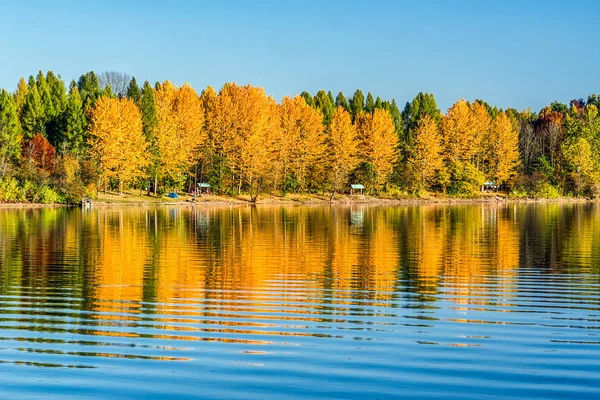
389, 99, 402, 136
300, 91, 314, 107
401, 92, 441, 147
20, 84, 45, 139
127, 77, 142, 105
46, 71, 67, 114
14, 77, 29, 117
327, 91, 335, 107
77, 71, 101, 110
0, 89, 22, 175
350, 89, 364, 121
335, 91, 348, 110
365, 92, 375, 114
314, 90, 334, 125
375, 96, 383, 110
60, 85, 86, 153
140, 80, 157, 142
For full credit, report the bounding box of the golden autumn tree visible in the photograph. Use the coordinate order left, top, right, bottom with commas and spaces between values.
355, 108, 398, 188
153, 81, 205, 191
88, 96, 148, 193
408, 115, 443, 191
441, 99, 476, 163
470, 101, 491, 168
210, 83, 278, 201
488, 112, 520, 185
325, 106, 359, 200
277, 96, 325, 192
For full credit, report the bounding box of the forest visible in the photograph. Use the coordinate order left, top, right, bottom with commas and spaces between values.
0, 70, 599, 203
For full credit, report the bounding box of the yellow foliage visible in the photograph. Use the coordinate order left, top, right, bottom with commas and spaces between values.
355, 109, 398, 187
489, 112, 520, 184
210, 83, 278, 197
442, 99, 476, 162
154, 81, 205, 182
277, 96, 325, 190
326, 107, 359, 195
88, 96, 148, 191
409, 115, 443, 189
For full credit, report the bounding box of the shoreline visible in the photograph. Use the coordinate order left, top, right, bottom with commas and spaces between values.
0, 194, 597, 209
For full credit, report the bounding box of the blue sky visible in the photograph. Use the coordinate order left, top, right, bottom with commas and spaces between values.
0, 0, 598, 112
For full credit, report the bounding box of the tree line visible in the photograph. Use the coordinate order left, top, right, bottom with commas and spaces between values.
0, 70, 598, 203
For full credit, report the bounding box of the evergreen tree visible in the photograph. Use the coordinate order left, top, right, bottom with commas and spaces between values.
300, 91, 314, 108
375, 96, 383, 110
45, 71, 68, 145
327, 91, 335, 107
35, 70, 47, 90
0, 89, 22, 175
60, 85, 86, 153
389, 99, 402, 137
39, 84, 55, 121
365, 92, 375, 113
127, 77, 142, 105
335, 91, 348, 110
46, 71, 67, 114
21, 84, 45, 139
140, 81, 157, 142
77, 71, 101, 110
102, 85, 115, 98
14, 77, 29, 117
314, 90, 334, 125
401, 92, 441, 147
349, 89, 364, 121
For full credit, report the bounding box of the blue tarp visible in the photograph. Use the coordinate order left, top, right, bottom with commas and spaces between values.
167, 192, 179, 199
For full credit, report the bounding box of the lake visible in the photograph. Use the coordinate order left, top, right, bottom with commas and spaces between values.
0, 203, 599, 399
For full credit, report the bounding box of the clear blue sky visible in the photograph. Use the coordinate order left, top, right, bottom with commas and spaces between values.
0, 0, 598, 112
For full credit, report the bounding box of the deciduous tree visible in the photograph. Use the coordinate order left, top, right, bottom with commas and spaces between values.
325, 106, 358, 199
489, 112, 520, 185
88, 96, 148, 192
355, 109, 398, 188
408, 115, 443, 190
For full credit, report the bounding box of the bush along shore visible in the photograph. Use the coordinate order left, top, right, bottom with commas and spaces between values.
1, 70, 600, 205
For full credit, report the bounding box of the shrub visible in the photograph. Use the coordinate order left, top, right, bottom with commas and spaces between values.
39, 186, 64, 204
508, 189, 528, 199
533, 182, 561, 199
385, 186, 412, 199
447, 162, 485, 197
0, 177, 25, 202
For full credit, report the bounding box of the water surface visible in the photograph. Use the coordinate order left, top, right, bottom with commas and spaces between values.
0, 203, 599, 399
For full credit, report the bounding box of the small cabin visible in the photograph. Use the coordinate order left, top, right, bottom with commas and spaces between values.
481, 181, 497, 192
81, 197, 93, 207
350, 184, 365, 195
197, 182, 212, 195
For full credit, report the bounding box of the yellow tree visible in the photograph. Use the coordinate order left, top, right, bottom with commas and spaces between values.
408, 115, 443, 190
153, 81, 205, 190
441, 99, 476, 163
88, 96, 148, 193
277, 96, 325, 191
489, 112, 520, 185
211, 83, 278, 201
355, 109, 398, 188
470, 101, 491, 168
326, 106, 359, 200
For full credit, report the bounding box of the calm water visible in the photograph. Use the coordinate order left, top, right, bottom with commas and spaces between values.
0, 203, 599, 399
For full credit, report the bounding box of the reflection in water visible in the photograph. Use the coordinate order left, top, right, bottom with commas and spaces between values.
0, 204, 600, 399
